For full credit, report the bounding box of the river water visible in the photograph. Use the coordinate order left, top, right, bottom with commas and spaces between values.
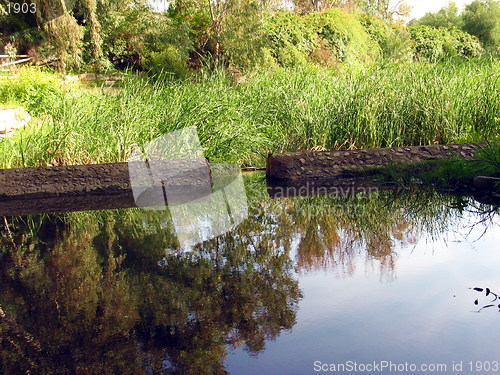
0, 172, 498, 374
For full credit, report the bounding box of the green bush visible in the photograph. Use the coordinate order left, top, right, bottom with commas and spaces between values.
143, 44, 190, 78
99, 7, 193, 74
358, 15, 413, 62
450, 28, 485, 57
263, 9, 380, 67
410, 25, 483, 61
263, 12, 317, 66
309, 9, 380, 65
0, 67, 64, 115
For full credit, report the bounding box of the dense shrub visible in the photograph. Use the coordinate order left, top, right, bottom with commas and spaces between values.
142, 44, 190, 78
410, 25, 483, 61
98, 6, 193, 74
309, 9, 380, 64
263, 9, 380, 67
357, 14, 413, 62
0, 67, 64, 115
262, 12, 316, 66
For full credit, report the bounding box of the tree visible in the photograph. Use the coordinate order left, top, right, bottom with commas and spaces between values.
39, 11, 85, 71
293, 0, 344, 14
461, 0, 500, 53
409, 1, 463, 29
360, 0, 411, 20
168, 0, 276, 67
28, 0, 106, 71
78, 0, 105, 68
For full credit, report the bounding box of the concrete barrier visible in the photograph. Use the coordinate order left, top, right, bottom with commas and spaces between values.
0, 159, 212, 215
266, 143, 485, 180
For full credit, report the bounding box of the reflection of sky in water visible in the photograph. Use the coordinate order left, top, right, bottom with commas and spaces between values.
225, 212, 500, 375
171, 171, 248, 249
128, 126, 248, 249
170, 190, 231, 249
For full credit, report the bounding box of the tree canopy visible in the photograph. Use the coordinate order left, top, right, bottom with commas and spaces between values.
410, 0, 500, 55
0, 0, 495, 74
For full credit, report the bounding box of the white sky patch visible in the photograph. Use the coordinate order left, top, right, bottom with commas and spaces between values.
149, 0, 169, 12
147, 0, 475, 21
399, 0, 474, 21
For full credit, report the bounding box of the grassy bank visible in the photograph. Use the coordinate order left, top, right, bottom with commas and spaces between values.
0, 60, 499, 168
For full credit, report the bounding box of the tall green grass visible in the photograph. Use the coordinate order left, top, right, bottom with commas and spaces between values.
0, 60, 498, 168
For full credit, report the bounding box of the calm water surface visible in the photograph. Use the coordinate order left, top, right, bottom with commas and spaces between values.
0, 172, 498, 374
226, 207, 500, 375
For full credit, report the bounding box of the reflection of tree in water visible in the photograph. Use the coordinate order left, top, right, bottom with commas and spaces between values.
0, 175, 497, 374
276, 188, 494, 282
0, 211, 301, 374
276, 190, 426, 279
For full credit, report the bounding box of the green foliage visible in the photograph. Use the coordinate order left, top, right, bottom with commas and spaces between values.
410, 0, 500, 57
166, 0, 215, 65
462, 0, 500, 54
410, 25, 484, 61
98, 4, 194, 74
310, 9, 380, 64
219, 0, 269, 68
373, 143, 500, 191
43, 13, 85, 72
478, 142, 500, 174
4, 0, 497, 76
275, 40, 309, 67
167, 0, 275, 69
0, 62, 498, 168
261, 12, 316, 66
97, 1, 146, 68
0, 67, 64, 115
383, 25, 414, 62
143, 44, 190, 78
263, 9, 381, 67
357, 14, 413, 61
409, 1, 463, 29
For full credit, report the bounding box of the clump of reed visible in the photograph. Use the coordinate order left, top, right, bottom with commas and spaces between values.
0, 60, 498, 168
